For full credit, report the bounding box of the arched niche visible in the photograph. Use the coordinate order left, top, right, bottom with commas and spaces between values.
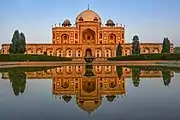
75, 48, 83, 57
105, 48, 112, 57
125, 48, 131, 55
85, 48, 93, 57
75, 66, 83, 73
153, 48, 159, 53
36, 48, 43, 55
56, 48, 63, 57
109, 78, 117, 88
61, 34, 69, 44
56, 67, 63, 73
46, 48, 53, 56
61, 79, 69, 89
27, 48, 33, 54
82, 79, 96, 93
65, 48, 73, 57
105, 66, 112, 73
144, 47, 150, 54
82, 29, 95, 42
65, 66, 73, 74
94, 65, 102, 73
95, 48, 102, 57
108, 33, 116, 44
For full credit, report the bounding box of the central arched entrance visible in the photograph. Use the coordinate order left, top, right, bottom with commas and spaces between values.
82, 79, 96, 93
82, 29, 96, 44
85, 48, 92, 57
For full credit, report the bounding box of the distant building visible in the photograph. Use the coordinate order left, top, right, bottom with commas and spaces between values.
1, 9, 174, 57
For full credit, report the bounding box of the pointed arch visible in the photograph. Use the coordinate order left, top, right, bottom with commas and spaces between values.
36, 48, 43, 55
61, 79, 69, 89
82, 29, 95, 41
95, 48, 102, 57
125, 47, 131, 56
46, 48, 53, 56
82, 79, 96, 93
105, 48, 112, 57
109, 78, 117, 88
153, 47, 159, 53
85, 48, 93, 57
61, 34, 69, 44
144, 47, 150, 54
65, 48, 73, 57
27, 48, 33, 54
56, 48, 63, 57
75, 48, 83, 57
105, 66, 112, 73
108, 33, 116, 44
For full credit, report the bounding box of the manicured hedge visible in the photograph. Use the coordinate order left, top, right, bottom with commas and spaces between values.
126, 66, 177, 71
0, 66, 58, 73
125, 65, 180, 73
107, 53, 180, 61
0, 54, 72, 61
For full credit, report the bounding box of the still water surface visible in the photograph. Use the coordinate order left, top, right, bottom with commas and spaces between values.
0, 65, 180, 120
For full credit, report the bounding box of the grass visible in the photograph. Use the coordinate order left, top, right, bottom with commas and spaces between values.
124, 65, 180, 73
0, 54, 72, 62
107, 53, 180, 61
0, 66, 58, 73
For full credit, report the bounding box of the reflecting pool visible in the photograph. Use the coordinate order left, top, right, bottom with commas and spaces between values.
0, 65, 180, 120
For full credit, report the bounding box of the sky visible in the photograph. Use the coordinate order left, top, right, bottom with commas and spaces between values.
0, 0, 180, 46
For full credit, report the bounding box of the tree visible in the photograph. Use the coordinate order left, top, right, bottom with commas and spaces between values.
116, 66, 123, 79
162, 70, 171, 86
9, 30, 26, 54
8, 70, 26, 96
116, 43, 123, 57
132, 68, 141, 87
132, 35, 140, 55
19, 33, 26, 53
162, 38, 170, 53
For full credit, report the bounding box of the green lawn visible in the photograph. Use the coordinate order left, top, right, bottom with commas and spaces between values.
0, 54, 72, 62
0, 66, 58, 73
107, 53, 180, 61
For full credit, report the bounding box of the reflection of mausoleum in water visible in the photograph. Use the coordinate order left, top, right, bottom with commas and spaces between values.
1, 66, 174, 113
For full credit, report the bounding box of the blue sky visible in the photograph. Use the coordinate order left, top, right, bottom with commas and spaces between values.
0, 0, 180, 46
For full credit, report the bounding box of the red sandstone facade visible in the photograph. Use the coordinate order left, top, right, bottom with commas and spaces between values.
1, 9, 174, 57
